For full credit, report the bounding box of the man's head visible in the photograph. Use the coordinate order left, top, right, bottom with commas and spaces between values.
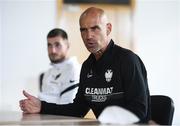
79, 7, 112, 58
47, 28, 69, 63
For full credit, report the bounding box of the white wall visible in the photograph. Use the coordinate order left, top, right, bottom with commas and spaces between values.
0, 0, 56, 111
134, 0, 180, 124
0, 1, 2, 108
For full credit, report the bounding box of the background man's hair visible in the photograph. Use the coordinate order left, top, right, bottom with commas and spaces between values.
47, 28, 68, 40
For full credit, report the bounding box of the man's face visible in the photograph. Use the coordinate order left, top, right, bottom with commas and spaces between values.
47, 36, 68, 63
80, 14, 108, 54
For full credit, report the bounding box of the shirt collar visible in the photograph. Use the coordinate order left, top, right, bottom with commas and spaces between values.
90, 39, 115, 62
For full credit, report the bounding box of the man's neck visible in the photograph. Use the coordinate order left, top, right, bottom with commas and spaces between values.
94, 49, 104, 60
94, 39, 111, 60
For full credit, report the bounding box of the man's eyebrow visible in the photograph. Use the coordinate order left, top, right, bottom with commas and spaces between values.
91, 25, 100, 30
80, 27, 86, 32
47, 41, 60, 45
80, 25, 100, 32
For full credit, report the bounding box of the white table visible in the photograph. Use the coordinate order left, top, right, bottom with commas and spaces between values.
0, 111, 99, 125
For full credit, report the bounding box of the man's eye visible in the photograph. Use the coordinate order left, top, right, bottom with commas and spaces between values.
48, 44, 52, 48
55, 44, 61, 48
80, 28, 86, 32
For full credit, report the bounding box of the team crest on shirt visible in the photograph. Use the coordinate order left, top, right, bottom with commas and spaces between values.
105, 69, 113, 82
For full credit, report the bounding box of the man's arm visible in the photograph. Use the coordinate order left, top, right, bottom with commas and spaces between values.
121, 53, 150, 122
40, 82, 90, 117
20, 88, 90, 117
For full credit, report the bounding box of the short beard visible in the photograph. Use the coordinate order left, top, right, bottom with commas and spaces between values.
50, 57, 65, 64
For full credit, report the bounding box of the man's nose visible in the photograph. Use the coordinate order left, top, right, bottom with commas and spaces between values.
51, 46, 57, 53
86, 30, 93, 39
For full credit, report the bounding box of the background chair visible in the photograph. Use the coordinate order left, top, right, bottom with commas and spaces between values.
39, 72, 44, 92
151, 95, 174, 125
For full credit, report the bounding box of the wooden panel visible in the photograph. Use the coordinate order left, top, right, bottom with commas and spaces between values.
56, 3, 134, 64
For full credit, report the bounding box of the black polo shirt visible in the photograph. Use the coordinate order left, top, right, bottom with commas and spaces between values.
41, 40, 150, 123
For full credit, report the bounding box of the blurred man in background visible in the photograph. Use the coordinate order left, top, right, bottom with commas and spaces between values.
38, 28, 81, 104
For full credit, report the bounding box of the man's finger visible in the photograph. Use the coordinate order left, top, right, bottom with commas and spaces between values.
23, 90, 34, 100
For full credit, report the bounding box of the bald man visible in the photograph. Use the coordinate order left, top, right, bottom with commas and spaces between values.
19, 7, 150, 123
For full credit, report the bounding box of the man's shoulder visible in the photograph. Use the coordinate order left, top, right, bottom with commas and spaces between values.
82, 53, 93, 62
45, 66, 54, 73
113, 43, 138, 60
65, 57, 81, 68
114, 44, 144, 67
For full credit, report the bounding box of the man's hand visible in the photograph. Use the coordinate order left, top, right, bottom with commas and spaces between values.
19, 90, 41, 114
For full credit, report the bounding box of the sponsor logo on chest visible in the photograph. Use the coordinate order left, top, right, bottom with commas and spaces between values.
85, 87, 114, 102
85, 87, 113, 95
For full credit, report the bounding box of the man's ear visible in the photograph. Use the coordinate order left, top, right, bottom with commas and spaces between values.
106, 23, 112, 35
65, 40, 70, 49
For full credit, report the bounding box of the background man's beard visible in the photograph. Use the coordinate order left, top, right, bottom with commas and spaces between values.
49, 56, 65, 64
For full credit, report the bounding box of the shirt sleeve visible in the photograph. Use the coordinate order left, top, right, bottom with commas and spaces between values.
121, 52, 150, 122
40, 83, 90, 117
